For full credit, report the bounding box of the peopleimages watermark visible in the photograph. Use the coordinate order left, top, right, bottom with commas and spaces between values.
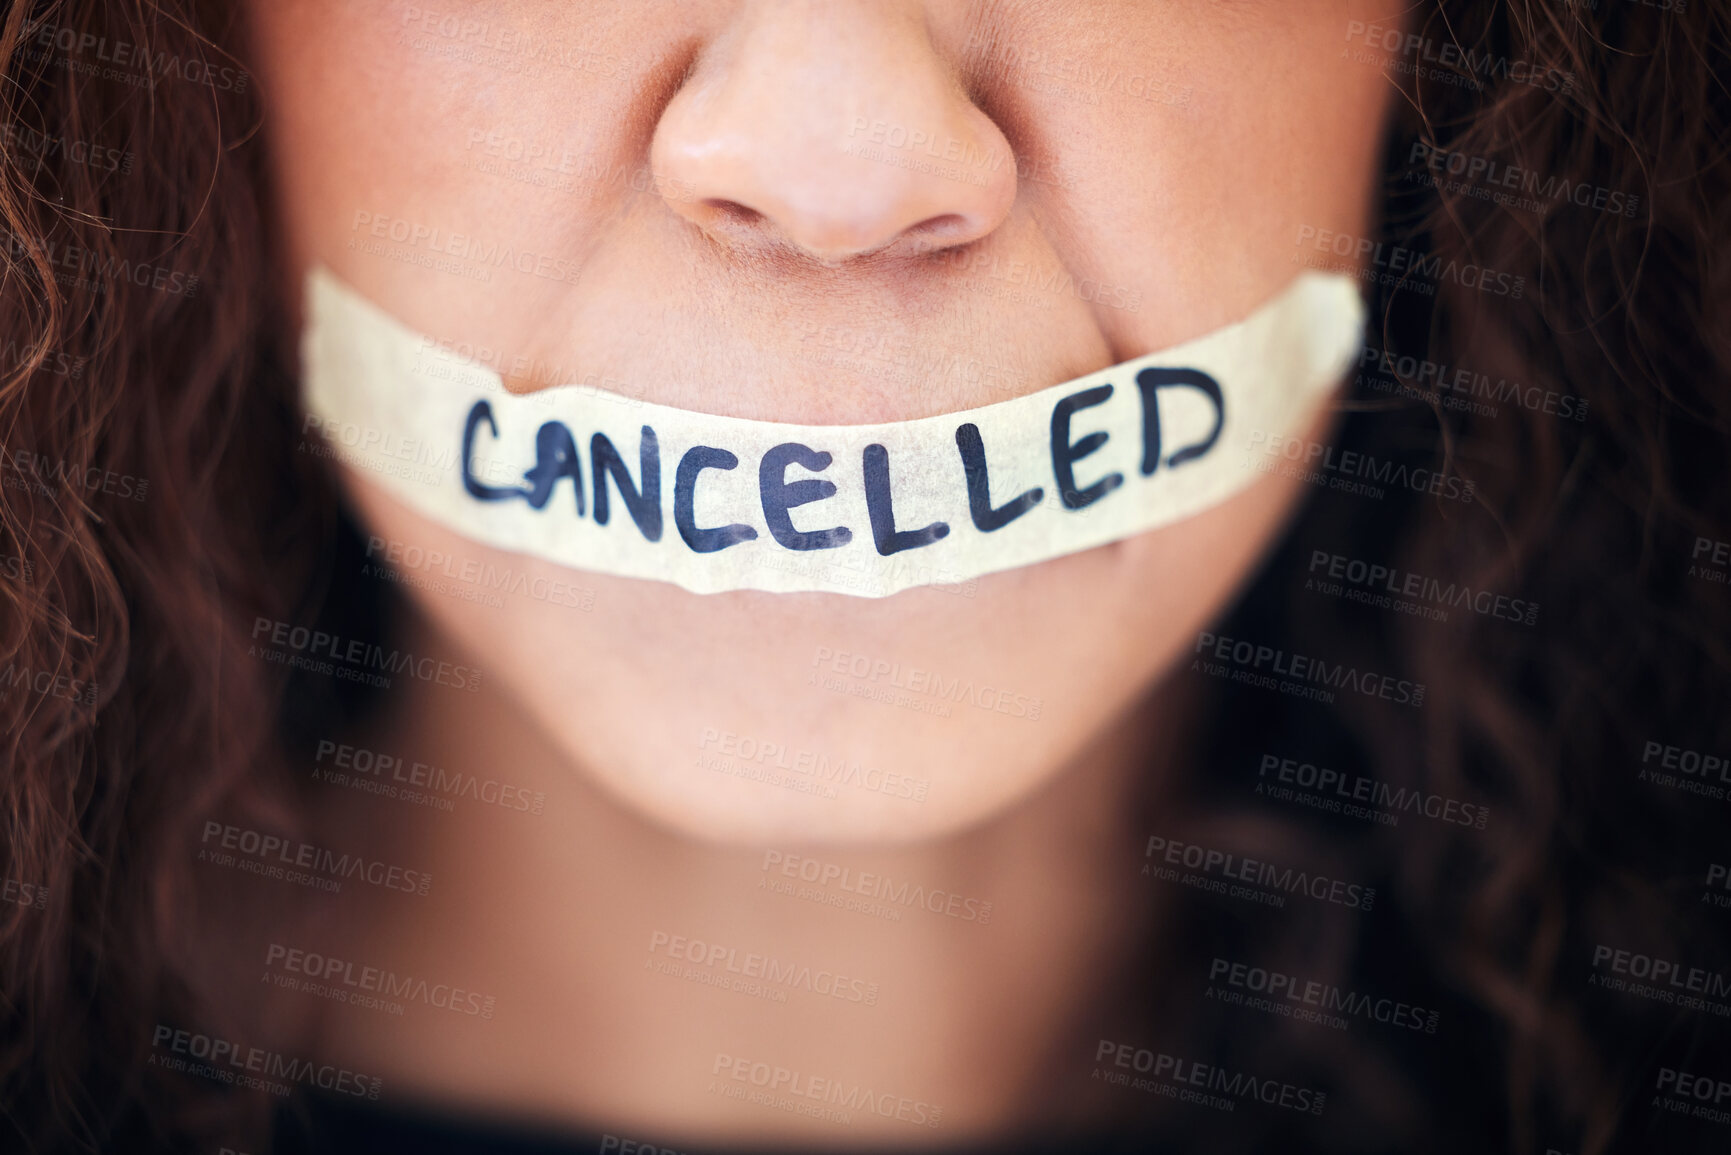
1690, 536, 1731, 588
248, 615, 482, 693
1654, 1067, 1731, 1128
1355, 342, 1588, 424
0, 121, 133, 175
843, 141, 991, 190
598, 1138, 688, 1155
922, 245, 1143, 312
0, 230, 199, 298
0, 336, 84, 379
1256, 752, 1490, 830
1703, 864, 1731, 911
412, 333, 652, 406
2, 879, 48, 911
1305, 548, 1539, 627
149, 1025, 378, 1100
1092, 1040, 1326, 1116
759, 850, 993, 925
698, 727, 930, 804
363, 534, 596, 613
966, 36, 1194, 108
1294, 225, 1525, 298
199, 820, 433, 898
809, 646, 1041, 721
349, 210, 581, 286
1206, 956, 1440, 1035
1638, 739, 1731, 803
647, 930, 880, 1007
263, 942, 496, 1020
462, 125, 697, 201
844, 117, 1073, 191
2, 445, 148, 502
1192, 631, 1427, 709
709, 1053, 942, 1128
1144, 834, 1376, 911
0, 661, 98, 707
1588, 944, 1731, 1016
23, 23, 250, 92
1243, 429, 1477, 505
298, 411, 465, 489
747, 545, 976, 599
1405, 141, 1639, 219
398, 6, 670, 90
1343, 21, 1575, 95
312, 739, 546, 816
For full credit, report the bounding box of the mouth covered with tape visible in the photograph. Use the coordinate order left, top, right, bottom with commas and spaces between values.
300, 268, 1365, 598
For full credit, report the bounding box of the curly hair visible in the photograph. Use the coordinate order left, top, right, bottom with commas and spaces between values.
0, 1, 334, 1149
1110, 4, 1731, 1152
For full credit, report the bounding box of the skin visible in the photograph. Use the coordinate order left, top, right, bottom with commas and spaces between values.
240, 0, 1403, 1145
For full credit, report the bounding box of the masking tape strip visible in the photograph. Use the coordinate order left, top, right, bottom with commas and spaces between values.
301, 267, 1364, 597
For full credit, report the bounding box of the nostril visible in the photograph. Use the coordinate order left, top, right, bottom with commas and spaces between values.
902, 213, 976, 252
703, 199, 764, 226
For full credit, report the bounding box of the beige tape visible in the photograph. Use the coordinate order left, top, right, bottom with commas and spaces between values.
301, 267, 1364, 597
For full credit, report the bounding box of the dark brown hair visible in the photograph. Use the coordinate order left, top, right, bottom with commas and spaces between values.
1, 1, 1727, 1152
1120, 4, 1731, 1152
0, 1, 330, 1149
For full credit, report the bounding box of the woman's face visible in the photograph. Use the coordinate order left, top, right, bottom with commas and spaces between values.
249, 0, 1402, 844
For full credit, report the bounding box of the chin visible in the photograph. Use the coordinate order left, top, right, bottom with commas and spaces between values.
468, 561, 1123, 848
342, 456, 1292, 850
557, 707, 1069, 847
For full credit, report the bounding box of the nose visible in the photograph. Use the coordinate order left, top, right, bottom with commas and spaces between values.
650, 0, 1017, 263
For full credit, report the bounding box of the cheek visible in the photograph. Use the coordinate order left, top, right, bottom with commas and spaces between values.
342, 429, 1321, 844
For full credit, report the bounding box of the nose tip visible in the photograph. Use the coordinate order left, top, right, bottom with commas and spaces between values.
655, 118, 1016, 261
648, 7, 1017, 262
